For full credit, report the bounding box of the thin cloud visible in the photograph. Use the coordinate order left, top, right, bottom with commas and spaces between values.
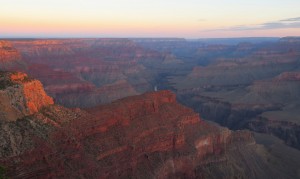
280, 17, 300, 22
204, 17, 300, 32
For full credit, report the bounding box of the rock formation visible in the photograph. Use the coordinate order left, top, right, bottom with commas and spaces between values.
1, 38, 300, 178
0, 41, 25, 71
1, 72, 300, 178
0, 72, 53, 121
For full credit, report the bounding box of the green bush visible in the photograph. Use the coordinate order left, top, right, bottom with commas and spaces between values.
0, 166, 7, 179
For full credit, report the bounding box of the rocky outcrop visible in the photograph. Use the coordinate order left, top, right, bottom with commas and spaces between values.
0, 72, 53, 121
0, 105, 85, 158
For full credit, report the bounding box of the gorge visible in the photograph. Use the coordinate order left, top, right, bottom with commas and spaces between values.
1, 37, 300, 178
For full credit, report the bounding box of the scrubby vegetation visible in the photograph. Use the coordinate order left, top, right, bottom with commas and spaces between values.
0, 80, 14, 90
0, 166, 7, 179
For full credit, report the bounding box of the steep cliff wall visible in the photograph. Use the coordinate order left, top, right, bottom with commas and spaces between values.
0, 72, 53, 121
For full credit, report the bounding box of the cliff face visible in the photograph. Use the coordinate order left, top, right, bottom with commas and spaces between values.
0, 41, 21, 61
177, 81, 300, 150
247, 116, 300, 149
0, 72, 53, 121
0, 41, 25, 71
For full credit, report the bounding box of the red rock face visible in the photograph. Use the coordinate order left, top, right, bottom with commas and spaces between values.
0, 41, 19, 60
0, 89, 256, 178
0, 72, 53, 121
22, 79, 54, 113
10, 72, 54, 114
9, 72, 28, 82
0, 41, 25, 71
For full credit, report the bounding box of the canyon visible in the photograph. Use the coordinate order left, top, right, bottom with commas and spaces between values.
170, 37, 300, 150
3, 39, 182, 107
1, 37, 300, 178
1, 72, 300, 178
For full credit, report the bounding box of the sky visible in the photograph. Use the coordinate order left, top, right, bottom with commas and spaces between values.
1, 0, 300, 38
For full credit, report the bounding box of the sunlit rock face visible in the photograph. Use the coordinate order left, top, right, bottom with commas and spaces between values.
0, 72, 53, 121
0, 41, 20, 61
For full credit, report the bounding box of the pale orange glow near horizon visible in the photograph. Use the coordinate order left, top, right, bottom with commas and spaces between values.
1, 0, 300, 38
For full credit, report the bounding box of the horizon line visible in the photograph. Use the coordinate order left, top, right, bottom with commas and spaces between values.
1, 36, 298, 40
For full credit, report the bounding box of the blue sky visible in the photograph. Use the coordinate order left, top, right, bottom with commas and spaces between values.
1, 0, 300, 38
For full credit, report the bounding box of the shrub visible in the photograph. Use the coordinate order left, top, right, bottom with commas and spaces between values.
0, 166, 7, 179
